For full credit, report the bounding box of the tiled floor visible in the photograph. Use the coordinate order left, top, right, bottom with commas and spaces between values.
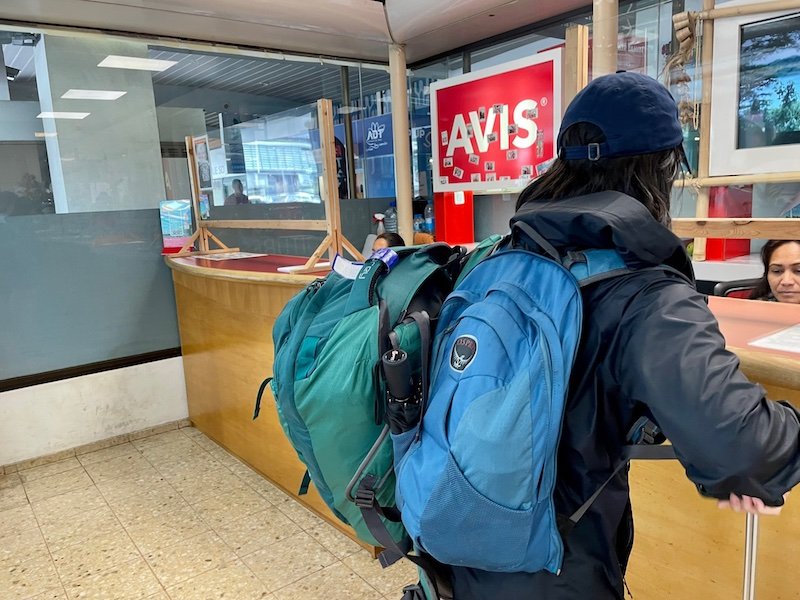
0, 428, 417, 600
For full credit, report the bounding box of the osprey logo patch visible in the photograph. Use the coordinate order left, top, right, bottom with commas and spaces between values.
450, 335, 478, 372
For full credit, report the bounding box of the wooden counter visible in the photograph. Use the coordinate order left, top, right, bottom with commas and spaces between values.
165, 254, 367, 545
169, 257, 798, 597
627, 296, 800, 600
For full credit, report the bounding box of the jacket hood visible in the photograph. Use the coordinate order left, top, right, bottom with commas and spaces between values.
510, 191, 694, 280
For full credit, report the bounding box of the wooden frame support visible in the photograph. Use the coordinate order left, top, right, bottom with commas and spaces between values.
671, 218, 800, 239
563, 24, 590, 111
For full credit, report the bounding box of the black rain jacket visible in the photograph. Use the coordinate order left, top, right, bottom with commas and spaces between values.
444, 192, 800, 600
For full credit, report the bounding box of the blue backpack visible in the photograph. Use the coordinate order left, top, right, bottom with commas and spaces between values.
393, 224, 636, 576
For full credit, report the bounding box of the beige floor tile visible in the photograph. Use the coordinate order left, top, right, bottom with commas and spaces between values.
0, 471, 22, 490
131, 429, 189, 451
32, 484, 108, 523
138, 437, 203, 464
95, 469, 170, 504
52, 526, 142, 583
180, 426, 205, 438
77, 442, 140, 467
168, 467, 247, 504
213, 506, 302, 557
0, 526, 50, 568
63, 557, 162, 600
19, 457, 83, 483
83, 453, 154, 484
26, 589, 70, 600
273, 562, 382, 600
23, 467, 94, 503
40, 504, 124, 551
241, 531, 337, 590
233, 469, 292, 505
274, 497, 325, 530
342, 550, 419, 597
306, 522, 364, 559
124, 506, 210, 555
0, 504, 39, 536
0, 478, 29, 511
109, 484, 191, 528
144, 531, 237, 587
189, 435, 222, 453
166, 559, 276, 600
205, 446, 245, 469
153, 453, 223, 481
0, 552, 62, 600
192, 485, 272, 528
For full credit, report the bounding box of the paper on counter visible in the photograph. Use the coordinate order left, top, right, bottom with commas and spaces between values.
276, 261, 331, 273
200, 252, 267, 261
748, 324, 800, 354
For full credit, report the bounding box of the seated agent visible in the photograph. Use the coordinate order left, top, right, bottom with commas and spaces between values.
749, 239, 800, 303
224, 178, 250, 205
372, 232, 405, 252
441, 72, 800, 600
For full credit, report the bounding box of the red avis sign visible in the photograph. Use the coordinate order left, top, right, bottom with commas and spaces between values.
431, 49, 562, 193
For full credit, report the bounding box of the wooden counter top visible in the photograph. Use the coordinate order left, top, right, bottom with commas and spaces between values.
710, 295, 800, 405
166, 253, 329, 285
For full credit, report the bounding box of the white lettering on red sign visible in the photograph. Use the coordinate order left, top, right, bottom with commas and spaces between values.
446, 99, 539, 157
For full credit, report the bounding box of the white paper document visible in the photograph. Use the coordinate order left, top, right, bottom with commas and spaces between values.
200, 252, 267, 261
748, 324, 800, 354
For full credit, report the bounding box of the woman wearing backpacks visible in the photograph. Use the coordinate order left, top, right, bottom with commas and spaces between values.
439, 72, 800, 599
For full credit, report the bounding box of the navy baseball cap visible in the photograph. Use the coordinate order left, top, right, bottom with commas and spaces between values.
558, 71, 685, 162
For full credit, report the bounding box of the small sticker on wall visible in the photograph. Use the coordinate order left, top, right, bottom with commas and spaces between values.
468, 154, 480, 165
507, 124, 519, 135
500, 175, 512, 181
536, 158, 556, 176
443, 156, 454, 168
487, 132, 498, 143
439, 176, 449, 185
486, 173, 497, 182
485, 161, 495, 172
521, 165, 533, 176
524, 107, 538, 119
507, 150, 518, 160
441, 131, 449, 146
478, 107, 487, 122
453, 167, 464, 179
471, 173, 482, 182
466, 124, 474, 137
492, 103, 504, 114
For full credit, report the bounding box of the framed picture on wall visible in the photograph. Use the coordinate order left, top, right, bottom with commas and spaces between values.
710, 2, 800, 176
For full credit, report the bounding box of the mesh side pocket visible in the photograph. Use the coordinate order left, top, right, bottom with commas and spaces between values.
417, 452, 533, 572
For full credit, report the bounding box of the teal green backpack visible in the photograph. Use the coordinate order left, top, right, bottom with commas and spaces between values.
254, 238, 500, 597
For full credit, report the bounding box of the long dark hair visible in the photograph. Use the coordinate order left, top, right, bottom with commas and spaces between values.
749, 239, 800, 300
515, 123, 684, 225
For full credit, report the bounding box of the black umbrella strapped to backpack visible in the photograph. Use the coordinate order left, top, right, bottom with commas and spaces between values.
382, 347, 423, 435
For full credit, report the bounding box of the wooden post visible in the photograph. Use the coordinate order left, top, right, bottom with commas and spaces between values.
564, 24, 590, 111
593, 0, 619, 77
390, 43, 414, 245
693, 0, 715, 262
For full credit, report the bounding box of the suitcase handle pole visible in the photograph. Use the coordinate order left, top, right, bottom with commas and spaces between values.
742, 513, 759, 600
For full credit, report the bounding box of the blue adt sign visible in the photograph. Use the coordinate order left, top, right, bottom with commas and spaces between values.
363, 115, 394, 158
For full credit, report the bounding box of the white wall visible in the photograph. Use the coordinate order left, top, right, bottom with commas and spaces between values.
0, 358, 188, 465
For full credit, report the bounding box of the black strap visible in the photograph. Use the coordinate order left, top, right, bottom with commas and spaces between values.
253, 377, 272, 420
355, 476, 444, 599
511, 221, 560, 261
298, 470, 311, 496
408, 311, 431, 438
402, 584, 428, 600
568, 444, 676, 526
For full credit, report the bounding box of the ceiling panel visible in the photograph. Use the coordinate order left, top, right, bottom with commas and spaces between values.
0, 0, 592, 64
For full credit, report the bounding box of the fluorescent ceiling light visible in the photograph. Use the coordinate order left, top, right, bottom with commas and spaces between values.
61, 89, 127, 100
37, 111, 90, 120
98, 55, 177, 72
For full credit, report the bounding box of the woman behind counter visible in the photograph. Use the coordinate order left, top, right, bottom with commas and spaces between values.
749, 239, 800, 303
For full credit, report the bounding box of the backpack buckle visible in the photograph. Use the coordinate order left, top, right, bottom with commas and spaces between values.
355, 476, 377, 509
